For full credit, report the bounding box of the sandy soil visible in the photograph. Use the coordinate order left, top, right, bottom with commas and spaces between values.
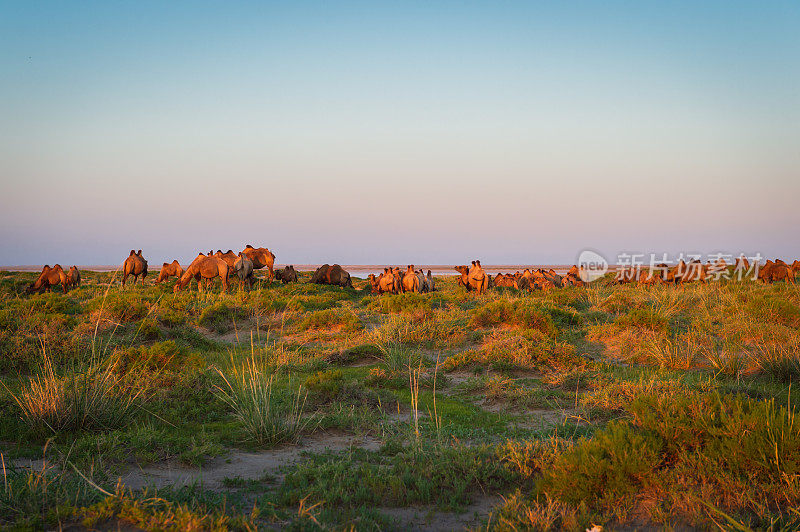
116, 432, 382, 491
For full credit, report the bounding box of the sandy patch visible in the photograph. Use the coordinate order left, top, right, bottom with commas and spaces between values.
377, 494, 501, 531
116, 432, 381, 491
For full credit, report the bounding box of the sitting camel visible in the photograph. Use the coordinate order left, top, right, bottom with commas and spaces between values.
122, 250, 148, 287
310, 264, 353, 287
174, 256, 230, 293
157, 260, 183, 283
27, 264, 68, 294
275, 265, 299, 284
758, 261, 795, 284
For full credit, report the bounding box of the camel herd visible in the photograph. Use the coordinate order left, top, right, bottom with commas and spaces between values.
22, 250, 800, 295
492, 264, 587, 292
615, 256, 800, 286
367, 266, 435, 294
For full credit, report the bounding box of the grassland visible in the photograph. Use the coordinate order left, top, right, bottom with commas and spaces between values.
1, 269, 799, 530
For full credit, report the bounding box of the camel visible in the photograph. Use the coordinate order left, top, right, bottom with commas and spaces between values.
27, 264, 68, 294
241, 245, 276, 281
214, 250, 238, 268
310, 264, 353, 287
402, 265, 420, 293
275, 265, 298, 284
426, 270, 435, 292
792, 260, 800, 273
233, 253, 255, 290
122, 250, 148, 287
459, 260, 489, 295
758, 261, 795, 284
174, 256, 230, 293
368, 274, 381, 293
734, 255, 750, 272
493, 273, 514, 288
381, 269, 399, 293
416, 269, 428, 293
681, 260, 707, 284
65, 266, 81, 290
543, 268, 563, 286
367, 270, 397, 294
157, 260, 183, 283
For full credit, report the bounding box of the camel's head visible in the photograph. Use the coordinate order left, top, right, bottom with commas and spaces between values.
454, 265, 469, 276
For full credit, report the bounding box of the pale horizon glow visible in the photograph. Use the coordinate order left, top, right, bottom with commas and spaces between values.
1, 1, 799, 267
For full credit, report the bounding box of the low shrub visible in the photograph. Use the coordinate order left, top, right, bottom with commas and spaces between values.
471, 300, 557, 337
7, 354, 141, 435
213, 356, 311, 446
615, 308, 669, 333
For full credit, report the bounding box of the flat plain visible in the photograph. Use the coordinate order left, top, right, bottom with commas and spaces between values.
1, 268, 798, 530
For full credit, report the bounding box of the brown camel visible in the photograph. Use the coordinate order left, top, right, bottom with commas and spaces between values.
233, 253, 255, 290
65, 266, 81, 290
681, 260, 707, 284
402, 265, 419, 293
370, 269, 397, 294
310, 264, 353, 287
214, 250, 238, 268
457, 260, 489, 295
174, 256, 230, 292
241, 245, 276, 281
122, 250, 148, 287
493, 273, 512, 288
758, 261, 795, 284
27, 264, 68, 294
157, 260, 183, 283
368, 274, 381, 293
275, 265, 299, 284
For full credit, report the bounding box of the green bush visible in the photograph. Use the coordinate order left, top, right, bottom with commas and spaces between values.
615, 308, 668, 333
538, 421, 663, 507
86, 292, 149, 322
471, 300, 558, 336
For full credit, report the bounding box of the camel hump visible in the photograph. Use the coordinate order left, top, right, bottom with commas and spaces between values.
129, 250, 135, 255
163, 262, 169, 266
245, 244, 253, 249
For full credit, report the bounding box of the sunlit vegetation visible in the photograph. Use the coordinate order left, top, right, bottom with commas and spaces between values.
0, 268, 798, 529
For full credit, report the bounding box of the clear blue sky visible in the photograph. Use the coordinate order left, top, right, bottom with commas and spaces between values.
1, 1, 798, 266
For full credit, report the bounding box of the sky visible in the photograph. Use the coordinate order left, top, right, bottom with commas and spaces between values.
1, 1, 799, 266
